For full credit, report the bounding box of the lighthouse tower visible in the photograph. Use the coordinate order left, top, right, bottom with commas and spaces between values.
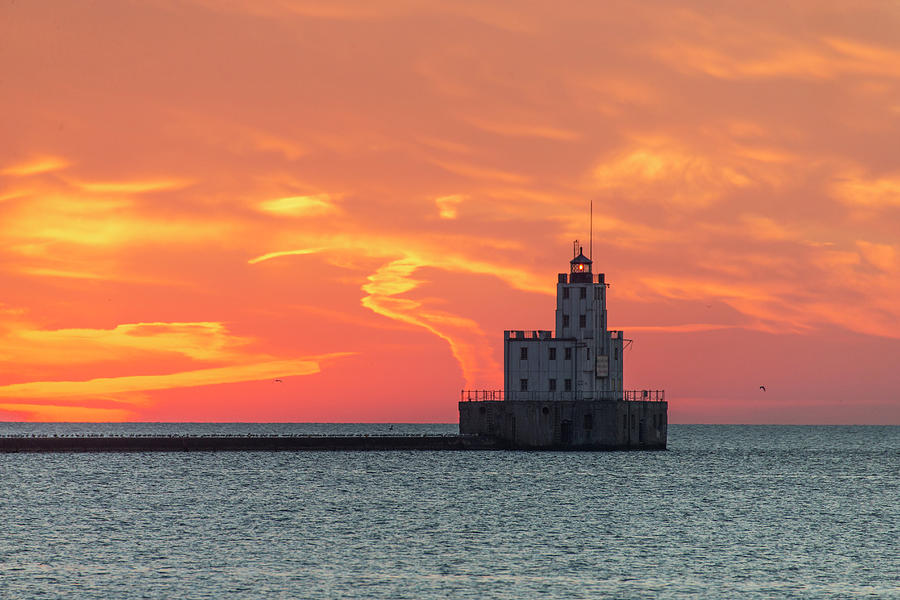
503, 246, 624, 401
459, 244, 666, 449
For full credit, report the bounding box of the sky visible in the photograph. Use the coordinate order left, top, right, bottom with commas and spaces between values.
2, 0, 899, 423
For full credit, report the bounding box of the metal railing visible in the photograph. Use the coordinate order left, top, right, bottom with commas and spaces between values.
460, 390, 665, 402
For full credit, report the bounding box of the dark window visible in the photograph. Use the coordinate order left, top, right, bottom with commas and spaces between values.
614, 347, 618, 361
584, 414, 593, 430
563, 287, 569, 299
580, 287, 586, 299
579, 315, 586, 328
562, 315, 569, 327
564, 347, 572, 360
564, 378, 572, 391
549, 347, 556, 360
595, 288, 601, 299
549, 378, 557, 391
520, 347, 528, 360
520, 378, 528, 391
587, 348, 591, 361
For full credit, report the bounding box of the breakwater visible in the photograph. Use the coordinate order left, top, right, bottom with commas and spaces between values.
0, 434, 669, 452
0, 434, 500, 453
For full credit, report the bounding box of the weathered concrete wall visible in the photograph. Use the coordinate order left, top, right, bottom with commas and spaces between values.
459, 400, 667, 449
0, 435, 502, 453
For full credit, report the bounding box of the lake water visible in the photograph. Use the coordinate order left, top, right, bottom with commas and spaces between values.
0, 424, 896, 599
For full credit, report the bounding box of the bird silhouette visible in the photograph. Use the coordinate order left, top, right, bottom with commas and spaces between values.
274, 379, 283, 383
759, 385, 766, 391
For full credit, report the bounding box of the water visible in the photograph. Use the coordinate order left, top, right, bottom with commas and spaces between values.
0, 425, 896, 599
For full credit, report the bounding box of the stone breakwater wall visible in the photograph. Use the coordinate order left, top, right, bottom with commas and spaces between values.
0, 435, 500, 453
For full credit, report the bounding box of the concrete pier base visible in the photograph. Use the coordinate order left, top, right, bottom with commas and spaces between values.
459, 400, 667, 449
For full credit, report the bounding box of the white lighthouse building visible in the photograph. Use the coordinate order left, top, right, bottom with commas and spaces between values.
504, 246, 624, 401
459, 245, 666, 449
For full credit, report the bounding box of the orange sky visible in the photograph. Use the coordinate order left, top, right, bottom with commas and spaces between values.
2, 1, 899, 423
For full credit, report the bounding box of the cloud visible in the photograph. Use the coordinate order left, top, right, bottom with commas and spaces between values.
257, 194, 339, 217
462, 116, 581, 141
0, 356, 347, 399
1, 156, 70, 176
2, 188, 231, 254
429, 159, 531, 184
643, 12, 900, 82
591, 142, 751, 206
856, 240, 896, 271
2, 321, 249, 365
435, 195, 464, 219
17, 267, 110, 280
823, 37, 900, 79
831, 171, 900, 207
247, 247, 326, 264
246, 232, 552, 386
72, 178, 192, 193
361, 259, 498, 386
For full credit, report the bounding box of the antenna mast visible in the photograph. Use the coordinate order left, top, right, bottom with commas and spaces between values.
590, 199, 593, 262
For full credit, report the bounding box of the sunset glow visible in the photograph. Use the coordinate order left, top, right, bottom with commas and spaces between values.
3, 1, 899, 423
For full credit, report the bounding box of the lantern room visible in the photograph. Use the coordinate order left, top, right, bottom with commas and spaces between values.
570, 247, 593, 283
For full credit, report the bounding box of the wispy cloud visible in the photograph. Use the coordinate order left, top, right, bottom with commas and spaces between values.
590, 139, 751, 207
72, 178, 192, 193
258, 194, 339, 217
361, 259, 498, 387
831, 170, 900, 207
429, 159, 530, 184
0, 356, 346, 399
435, 195, 465, 219
247, 247, 326, 264
1, 156, 70, 177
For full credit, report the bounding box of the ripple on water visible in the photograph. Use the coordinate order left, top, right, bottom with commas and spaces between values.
0, 425, 897, 599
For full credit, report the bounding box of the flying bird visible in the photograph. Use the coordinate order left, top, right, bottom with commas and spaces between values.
274, 379, 283, 383
759, 385, 766, 391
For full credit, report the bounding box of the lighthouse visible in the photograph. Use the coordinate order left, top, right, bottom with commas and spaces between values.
503, 246, 624, 401
459, 246, 667, 449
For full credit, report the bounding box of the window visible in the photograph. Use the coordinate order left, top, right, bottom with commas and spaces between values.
614, 347, 618, 361
520, 347, 528, 360
584, 414, 593, 430
564, 347, 572, 360
562, 315, 569, 327
579, 314, 586, 328
563, 287, 569, 299
564, 378, 572, 391
586, 348, 590, 361
549, 378, 557, 391
520, 378, 528, 391
580, 287, 586, 299
549, 347, 556, 360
